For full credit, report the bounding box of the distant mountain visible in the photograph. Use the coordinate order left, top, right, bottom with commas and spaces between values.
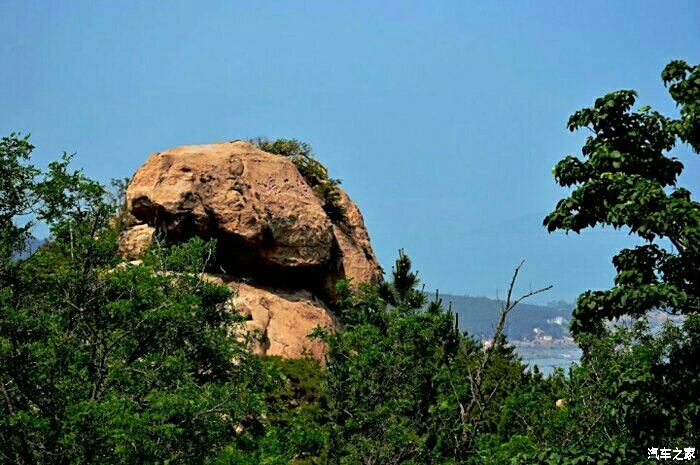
13, 237, 45, 259
434, 293, 573, 341
27, 237, 44, 252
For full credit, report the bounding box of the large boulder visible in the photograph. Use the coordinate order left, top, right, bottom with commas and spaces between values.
123, 140, 382, 295
126, 141, 334, 271
119, 140, 383, 361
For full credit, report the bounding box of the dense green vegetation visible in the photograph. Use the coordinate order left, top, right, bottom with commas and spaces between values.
1, 60, 698, 464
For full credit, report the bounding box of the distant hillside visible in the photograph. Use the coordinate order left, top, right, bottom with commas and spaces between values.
27, 237, 44, 252
13, 237, 45, 259
435, 293, 573, 341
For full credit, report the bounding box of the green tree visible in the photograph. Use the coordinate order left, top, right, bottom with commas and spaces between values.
544, 60, 699, 336
317, 253, 538, 464
0, 134, 39, 272
543, 60, 700, 454
0, 135, 277, 464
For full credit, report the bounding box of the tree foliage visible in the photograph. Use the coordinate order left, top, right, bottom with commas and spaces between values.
316, 255, 543, 464
544, 61, 700, 336
541, 60, 700, 460
0, 134, 39, 271
0, 136, 279, 464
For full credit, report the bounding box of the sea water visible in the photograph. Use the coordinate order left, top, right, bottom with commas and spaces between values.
513, 342, 582, 376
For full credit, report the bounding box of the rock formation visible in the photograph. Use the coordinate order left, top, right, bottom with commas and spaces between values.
118, 223, 154, 261
324, 189, 383, 298
229, 282, 335, 360
120, 140, 382, 361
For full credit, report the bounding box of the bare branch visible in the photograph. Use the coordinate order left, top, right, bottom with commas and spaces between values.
0, 379, 14, 416
458, 260, 552, 452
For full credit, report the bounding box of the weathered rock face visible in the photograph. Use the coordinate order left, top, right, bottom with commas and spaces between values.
127, 141, 334, 271
324, 189, 382, 297
230, 282, 335, 360
118, 223, 155, 261
201, 275, 334, 359
120, 140, 382, 361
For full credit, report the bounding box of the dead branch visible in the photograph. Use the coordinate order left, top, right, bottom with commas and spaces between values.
459, 259, 552, 451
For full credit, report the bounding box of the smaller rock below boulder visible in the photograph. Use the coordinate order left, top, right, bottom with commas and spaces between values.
119, 224, 155, 261
228, 282, 335, 361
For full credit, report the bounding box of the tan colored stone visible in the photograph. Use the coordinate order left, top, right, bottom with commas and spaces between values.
118, 140, 384, 361
324, 189, 382, 295
161, 273, 335, 362
126, 141, 333, 270
229, 281, 335, 360
118, 224, 155, 261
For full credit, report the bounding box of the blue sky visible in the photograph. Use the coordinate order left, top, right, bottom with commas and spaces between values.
2, 1, 699, 302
